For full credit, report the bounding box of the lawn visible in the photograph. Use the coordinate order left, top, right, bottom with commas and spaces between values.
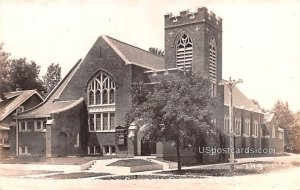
100, 174, 206, 180
99, 168, 266, 180
100, 160, 300, 180
0, 156, 108, 165
45, 172, 111, 179
107, 159, 156, 167
0, 169, 62, 177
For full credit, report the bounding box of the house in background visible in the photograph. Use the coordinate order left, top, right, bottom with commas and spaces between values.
0, 89, 43, 159
261, 112, 284, 153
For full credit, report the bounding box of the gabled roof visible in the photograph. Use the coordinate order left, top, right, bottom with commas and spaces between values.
102, 35, 165, 71
17, 100, 78, 119
17, 35, 165, 119
0, 90, 43, 121
17, 59, 82, 119
224, 85, 261, 113
0, 91, 23, 102
264, 112, 275, 123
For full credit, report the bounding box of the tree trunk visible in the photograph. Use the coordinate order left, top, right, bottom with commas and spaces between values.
176, 138, 181, 171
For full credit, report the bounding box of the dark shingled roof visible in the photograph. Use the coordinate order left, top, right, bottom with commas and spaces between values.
224, 85, 261, 113
16, 100, 78, 119
0, 90, 43, 121
0, 91, 23, 102
103, 35, 165, 70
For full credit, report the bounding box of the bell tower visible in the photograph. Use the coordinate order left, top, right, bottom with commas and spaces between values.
164, 7, 224, 134
164, 7, 222, 87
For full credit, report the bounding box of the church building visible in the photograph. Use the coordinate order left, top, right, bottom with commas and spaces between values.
11, 7, 284, 163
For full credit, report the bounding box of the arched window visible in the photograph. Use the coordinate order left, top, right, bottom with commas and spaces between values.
209, 36, 217, 81
176, 34, 193, 72
87, 72, 116, 106
87, 71, 116, 132
272, 125, 276, 138
209, 36, 217, 97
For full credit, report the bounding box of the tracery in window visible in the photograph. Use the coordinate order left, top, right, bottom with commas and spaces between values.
87, 71, 116, 132
87, 72, 115, 106
176, 34, 193, 72
209, 36, 217, 97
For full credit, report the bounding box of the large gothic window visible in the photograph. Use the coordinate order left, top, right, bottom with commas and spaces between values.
176, 34, 193, 72
87, 72, 116, 132
87, 72, 115, 106
209, 36, 217, 97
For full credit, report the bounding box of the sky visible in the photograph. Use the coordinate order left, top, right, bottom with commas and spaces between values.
0, 0, 299, 112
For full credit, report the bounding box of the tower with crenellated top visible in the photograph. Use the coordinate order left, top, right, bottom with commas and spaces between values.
164, 7, 224, 139
164, 7, 222, 97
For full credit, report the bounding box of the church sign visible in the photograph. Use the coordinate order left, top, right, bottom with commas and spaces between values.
115, 126, 126, 145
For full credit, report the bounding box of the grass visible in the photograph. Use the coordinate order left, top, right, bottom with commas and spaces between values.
107, 159, 156, 167
291, 161, 300, 166
100, 160, 300, 180
157, 168, 261, 176
99, 168, 261, 180
45, 172, 111, 179
0, 156, 108, 165
0, 169, 62, 177
100, 175, 206, 180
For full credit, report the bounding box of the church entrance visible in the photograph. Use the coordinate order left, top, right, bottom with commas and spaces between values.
59, 132, 67, 157
141, 140, 156, 156
137, 125, 157, 156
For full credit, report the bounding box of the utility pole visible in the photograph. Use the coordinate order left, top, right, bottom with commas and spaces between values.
219, 77, 243, 172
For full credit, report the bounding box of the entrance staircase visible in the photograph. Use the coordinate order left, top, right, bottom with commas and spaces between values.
87, 156, 173, 174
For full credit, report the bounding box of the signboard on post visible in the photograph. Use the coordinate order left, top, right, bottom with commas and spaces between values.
115, 126, 126, 145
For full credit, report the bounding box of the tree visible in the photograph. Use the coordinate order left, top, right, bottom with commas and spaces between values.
272, 100, 295, 151
9, 58, 44, 92
149, 47, 165, 57
128, 74, 218, 171
0, 43, 11, 98
43, 63, 61, 96
293, 112, 300, 153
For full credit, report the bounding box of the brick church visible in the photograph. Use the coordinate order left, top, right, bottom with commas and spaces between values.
10, 7, 284, 163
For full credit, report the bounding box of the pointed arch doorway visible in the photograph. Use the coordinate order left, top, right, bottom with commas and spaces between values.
137, 125, 156, 156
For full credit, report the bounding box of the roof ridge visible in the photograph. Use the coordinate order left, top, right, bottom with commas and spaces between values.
104, 35, 164, 59
224, 85, 261, 113
0, 90, 38, 121
235, 87, 261, 110
17, 59, 82, 116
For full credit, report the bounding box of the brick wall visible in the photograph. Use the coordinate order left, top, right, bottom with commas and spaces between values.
265, 116, 284, 153
7, 94, 43, 157
58, 37, 134, 129
49, 101, 86, 157
17, 119, 46, 156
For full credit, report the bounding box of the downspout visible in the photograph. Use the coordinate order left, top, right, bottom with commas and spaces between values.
259, 112, 261, 149
15, 117, 18, 156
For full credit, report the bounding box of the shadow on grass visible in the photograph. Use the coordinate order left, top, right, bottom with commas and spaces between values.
99, 174, 206, 180
45, 172, 111, 179
235, 153, 290, 159
107, 159, 156, 167
156, 168, 263, 177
